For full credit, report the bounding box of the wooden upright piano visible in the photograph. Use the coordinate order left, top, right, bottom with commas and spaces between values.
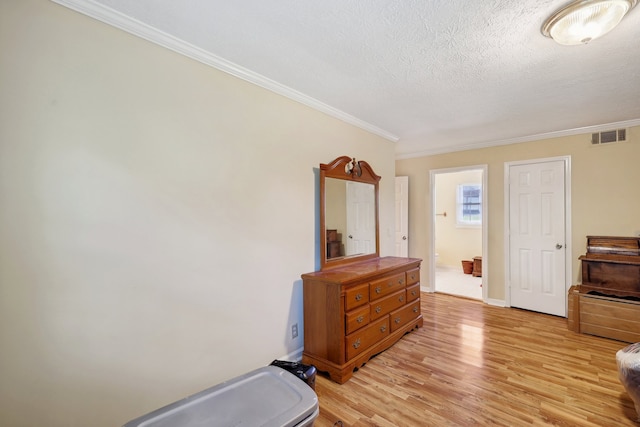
568, 236, 640, 343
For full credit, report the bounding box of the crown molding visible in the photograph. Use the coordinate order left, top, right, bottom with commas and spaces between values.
396, 118, 640, 159
48, 1, 640, 153
50, 0, 400, 143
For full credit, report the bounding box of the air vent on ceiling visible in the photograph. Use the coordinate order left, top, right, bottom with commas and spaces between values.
591, 129, 627, 145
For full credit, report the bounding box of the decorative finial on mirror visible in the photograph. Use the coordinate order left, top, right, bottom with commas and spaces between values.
345, 158, 362, 177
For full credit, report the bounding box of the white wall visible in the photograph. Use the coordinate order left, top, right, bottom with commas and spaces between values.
0, 1, 396, 426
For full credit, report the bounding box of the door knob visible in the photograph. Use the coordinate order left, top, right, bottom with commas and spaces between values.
402, 236, 407, 240
348, 235, 353, 239
556, 244, 563, 249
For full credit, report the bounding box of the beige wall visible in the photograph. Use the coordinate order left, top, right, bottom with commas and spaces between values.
434, 169, 483, 266
397, 126, 640, 303
0, 1, 397, 426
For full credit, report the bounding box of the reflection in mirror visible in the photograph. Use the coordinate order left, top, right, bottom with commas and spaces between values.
325, 179, 376, 259
319, 156, 380, 270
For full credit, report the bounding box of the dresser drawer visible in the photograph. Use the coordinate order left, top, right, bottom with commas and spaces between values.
389, 301, 421, 332
346, 317, 390, 360
406, 267, 420, 286
370, 290, 406, 321
345, 305, 370, 335
345, 283, 369, 311
370, 273, 406, 300
406, 283, 420, 302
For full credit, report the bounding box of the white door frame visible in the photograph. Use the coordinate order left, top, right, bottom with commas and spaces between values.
504, 156, 572, 312
429, 164, 488, 302
395, 176, 409, 257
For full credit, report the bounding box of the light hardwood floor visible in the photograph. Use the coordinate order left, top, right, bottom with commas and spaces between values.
313, 292, 637, 426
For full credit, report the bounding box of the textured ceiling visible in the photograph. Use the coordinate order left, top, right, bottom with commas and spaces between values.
54, 0, 640, 157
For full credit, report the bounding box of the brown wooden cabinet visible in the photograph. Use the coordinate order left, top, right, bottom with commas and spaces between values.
472, 256, 482, 277
568, 236, 640, 343
301, 256, 422, 383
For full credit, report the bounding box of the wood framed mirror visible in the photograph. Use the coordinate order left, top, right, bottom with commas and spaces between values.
320, 156, 381, 270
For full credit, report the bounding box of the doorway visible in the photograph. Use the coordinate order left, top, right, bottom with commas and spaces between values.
430, 166, 487, 301
505, 157, 572, 317
395, 176, 409, 257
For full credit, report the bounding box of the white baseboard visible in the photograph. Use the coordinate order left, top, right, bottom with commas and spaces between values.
486, 298, 506, 307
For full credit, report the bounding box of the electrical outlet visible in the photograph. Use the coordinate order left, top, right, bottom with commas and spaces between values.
291, 323, 298, 339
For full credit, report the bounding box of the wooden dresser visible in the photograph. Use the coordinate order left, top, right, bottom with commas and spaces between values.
302, 256, 422, 383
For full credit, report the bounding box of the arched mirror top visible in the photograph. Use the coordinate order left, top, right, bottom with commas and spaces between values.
320, 156, 381, 270
322, 156, 382, 183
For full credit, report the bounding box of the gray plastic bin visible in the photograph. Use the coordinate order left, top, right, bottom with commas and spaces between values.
123, 365, 319, 427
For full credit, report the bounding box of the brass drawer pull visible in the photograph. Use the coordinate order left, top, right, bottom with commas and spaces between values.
355, 293, 362, 301
375, 306, 382, 314
380, 325, 387, 332
357, 316, 364, 323
395, 318, 401, 324
410, 274, 416, 281
411, 290, 417, 297
375, 286, 381, 294
413, 307, 418, 313
399, 295, 404, 302
353, 338, 361, 349
398, 279, 404, 285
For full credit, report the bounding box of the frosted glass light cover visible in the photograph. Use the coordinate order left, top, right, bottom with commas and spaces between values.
543, 0, 635, 45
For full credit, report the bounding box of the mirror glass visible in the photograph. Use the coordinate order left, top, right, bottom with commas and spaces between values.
320, 156, 380, 270
325, 179, 376, 259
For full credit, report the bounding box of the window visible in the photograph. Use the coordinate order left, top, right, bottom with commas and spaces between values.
457, 184, 482, 226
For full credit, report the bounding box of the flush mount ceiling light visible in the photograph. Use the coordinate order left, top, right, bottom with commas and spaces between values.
542, 0, 638, 45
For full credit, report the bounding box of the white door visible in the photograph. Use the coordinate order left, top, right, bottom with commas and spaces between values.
395, 176, 409, 257
346, 181, 376, 255
509, 160, 566, 316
